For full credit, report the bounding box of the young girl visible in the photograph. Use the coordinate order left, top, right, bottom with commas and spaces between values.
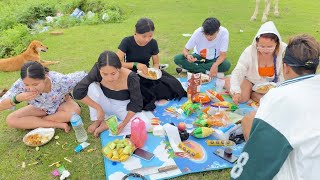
117, 17, 187, 109
0, 62, 86, 132
73, 51, 144, 137
225, 21, 287, 104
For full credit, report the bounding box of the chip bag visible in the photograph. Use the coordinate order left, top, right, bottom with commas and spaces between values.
106, 115, 118, 135
187, 73, 201, 100
191, 127, 214, 138
181, 100, 201, 116
192, 93, 211, 104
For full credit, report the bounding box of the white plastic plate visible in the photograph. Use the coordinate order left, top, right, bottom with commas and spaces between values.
23, 128, 55, 147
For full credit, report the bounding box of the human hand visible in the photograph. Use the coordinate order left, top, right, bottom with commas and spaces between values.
96, 106, 105, 121
16, 91, 39, 102
209, 64, 218, 77
117, 122, 126, 134
186, 54, 197, 63
232, 93, 241, 105
137, 63, 148, 75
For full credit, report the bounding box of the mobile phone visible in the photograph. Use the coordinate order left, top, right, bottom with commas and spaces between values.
133, 148, 155, 161
214, 148, 238, 163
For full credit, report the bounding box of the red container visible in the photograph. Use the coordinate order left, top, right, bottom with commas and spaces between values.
130, 117, 147, 148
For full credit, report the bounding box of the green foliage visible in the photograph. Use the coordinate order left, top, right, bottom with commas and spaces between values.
80, 0, 106, 13
17, 3, 57, 28
51, 16, 81, 28
0, 24, 32, 58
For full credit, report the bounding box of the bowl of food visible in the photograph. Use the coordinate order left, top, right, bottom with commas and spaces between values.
137, 68, 162, 80
23, 128, 55, 147
102, 138, 135, 162
252, 82, 276, 94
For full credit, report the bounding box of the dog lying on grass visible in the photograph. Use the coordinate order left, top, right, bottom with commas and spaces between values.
0, 40, 59, 72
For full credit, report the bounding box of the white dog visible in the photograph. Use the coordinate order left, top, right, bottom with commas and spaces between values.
251, 0, 279, 22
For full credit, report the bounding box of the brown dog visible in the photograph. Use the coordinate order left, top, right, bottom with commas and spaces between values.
0, 40, 59, 72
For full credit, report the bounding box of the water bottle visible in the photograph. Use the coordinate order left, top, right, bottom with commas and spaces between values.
74, 142, 90, 153
70, 113, 88, 143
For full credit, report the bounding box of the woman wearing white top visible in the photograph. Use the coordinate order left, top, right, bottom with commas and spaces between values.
226, 21, 287, 104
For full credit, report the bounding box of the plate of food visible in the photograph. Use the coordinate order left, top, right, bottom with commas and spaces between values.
201, 74, 211, 84
23, 128, 55, 147
252, 82, 276, 94
137, 68, 162, 80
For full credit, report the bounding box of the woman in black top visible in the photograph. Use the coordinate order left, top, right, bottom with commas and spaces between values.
74, 51, 143, 137
117, 18, 187, 109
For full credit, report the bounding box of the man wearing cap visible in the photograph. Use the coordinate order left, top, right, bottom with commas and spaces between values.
232, 34, 320, 180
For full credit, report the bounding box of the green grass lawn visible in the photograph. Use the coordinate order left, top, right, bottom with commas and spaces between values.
0, 0, 319, 179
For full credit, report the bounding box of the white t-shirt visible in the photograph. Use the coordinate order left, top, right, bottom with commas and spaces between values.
185, 26, 229, 59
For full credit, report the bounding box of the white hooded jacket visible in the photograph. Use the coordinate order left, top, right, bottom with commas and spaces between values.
230, 21, 287, 95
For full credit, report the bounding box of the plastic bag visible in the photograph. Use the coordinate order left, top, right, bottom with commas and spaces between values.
130, 117, 147, 148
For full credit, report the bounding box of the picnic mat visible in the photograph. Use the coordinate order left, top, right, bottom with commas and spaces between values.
100, 78, 255, 180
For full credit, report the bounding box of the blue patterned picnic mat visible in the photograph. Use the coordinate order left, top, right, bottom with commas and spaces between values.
100, 78, 254, 180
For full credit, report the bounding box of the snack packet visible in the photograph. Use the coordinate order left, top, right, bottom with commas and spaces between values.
181, 100, 201, 116
187, 73, 201, 100
191, 127, 214, 138
106, 115, 118, 135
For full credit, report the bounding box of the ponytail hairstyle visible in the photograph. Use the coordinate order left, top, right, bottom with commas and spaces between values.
135, 18, 155, 34
97, 51, 122, 70
20, 61, 49, 80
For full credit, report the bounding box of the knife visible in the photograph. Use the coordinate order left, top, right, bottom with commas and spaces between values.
131, 165, 178, 176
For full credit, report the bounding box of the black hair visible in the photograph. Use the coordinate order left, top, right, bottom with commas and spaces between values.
285, 34, 320, 75
202, 17, 220, 35
256, 33, 281, 82
20, 61, 49, 80
97, 51, 122, 69
135, 18, 155, 34
256, 33, 280, 55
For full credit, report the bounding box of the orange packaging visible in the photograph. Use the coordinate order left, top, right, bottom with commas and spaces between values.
187, 73, 201, 100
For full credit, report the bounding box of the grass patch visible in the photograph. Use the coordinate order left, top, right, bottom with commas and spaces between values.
0, 0, 319, 179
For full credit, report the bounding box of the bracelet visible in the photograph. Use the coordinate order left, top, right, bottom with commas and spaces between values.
121, 173, 146, 180
12, 95, 21, 104
133, 62, 138, 69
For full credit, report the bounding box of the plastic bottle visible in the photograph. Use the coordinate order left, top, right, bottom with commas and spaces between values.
74, 142, 90, 153
70, 113, 88, 143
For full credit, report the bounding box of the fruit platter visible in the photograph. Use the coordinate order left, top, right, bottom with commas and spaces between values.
102, 138, 135, 162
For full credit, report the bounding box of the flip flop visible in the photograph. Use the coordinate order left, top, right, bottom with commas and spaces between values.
0, 88, 8, 97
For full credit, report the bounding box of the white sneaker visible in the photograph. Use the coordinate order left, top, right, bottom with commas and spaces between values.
160, 64, 169, 70
181, 68, 188, 72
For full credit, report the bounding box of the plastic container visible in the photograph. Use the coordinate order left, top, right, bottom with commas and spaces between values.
130, 117, 147, 148
215, 78, 225, 93
213, 124, 240, 140
74, 142, 90, 153
70, 113, 88, 143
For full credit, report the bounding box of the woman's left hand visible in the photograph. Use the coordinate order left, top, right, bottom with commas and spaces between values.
117, 122, 126, 134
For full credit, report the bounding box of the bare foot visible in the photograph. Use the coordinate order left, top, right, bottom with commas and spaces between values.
62, 123, 71, 133
88, 120, 102, 134
93, 122, 109, 138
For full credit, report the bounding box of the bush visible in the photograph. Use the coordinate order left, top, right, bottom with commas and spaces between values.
0, 24, 33, 58
17, 3, 57, 28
